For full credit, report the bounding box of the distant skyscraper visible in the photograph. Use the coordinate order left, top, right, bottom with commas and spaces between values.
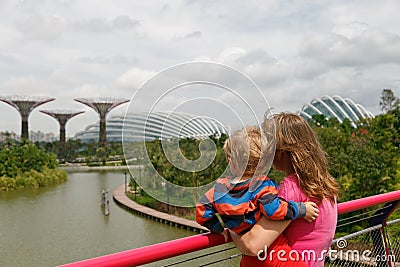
0, 95, 55, 139
298, 95, 374, 127
40, 110, 85, 159
74, 98, 129, 149
0, 131, 19, 142
29, 131, 57, 143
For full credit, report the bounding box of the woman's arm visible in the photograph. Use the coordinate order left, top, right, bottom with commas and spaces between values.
230, 217, 291, 256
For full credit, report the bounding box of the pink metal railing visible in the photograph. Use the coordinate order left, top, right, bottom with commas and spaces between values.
337, 190, 400, 214
57, 190, 400, 267
57, 232, 227, 267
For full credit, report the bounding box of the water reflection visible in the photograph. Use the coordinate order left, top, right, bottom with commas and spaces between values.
0, 171, 192, 267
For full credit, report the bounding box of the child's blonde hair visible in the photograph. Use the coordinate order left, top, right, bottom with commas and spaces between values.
266, 113, 339, 203
223, 126, 272, 178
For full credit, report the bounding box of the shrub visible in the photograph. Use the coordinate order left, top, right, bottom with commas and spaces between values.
0, 177, 16, 190
0, 141, 67, 190
15, 175, 39, 189
0, 141, 58, 178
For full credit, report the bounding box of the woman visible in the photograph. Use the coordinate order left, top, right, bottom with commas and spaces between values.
231, 113, 339, 267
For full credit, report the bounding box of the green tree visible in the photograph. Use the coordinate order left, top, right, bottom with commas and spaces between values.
145, 135, 228, 188
0, 140, 67, 190
379, 89, 399, 113
311, 114, 329, 127
312, 112, 400, 202
96, 147, 107, 166
0, 140, 58, 178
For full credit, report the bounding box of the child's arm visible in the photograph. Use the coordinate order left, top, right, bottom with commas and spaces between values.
196, 189, 225, 234
258, 193, 318, 221
255, 179, 319, 221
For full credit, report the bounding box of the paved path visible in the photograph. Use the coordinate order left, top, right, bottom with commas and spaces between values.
113, 184, 208, 233
60, 164, 144, 172
60, 165, 129, 172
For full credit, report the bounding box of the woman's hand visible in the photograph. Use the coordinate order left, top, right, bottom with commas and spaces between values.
220, 229, 229, 242
304, 201, 319, 222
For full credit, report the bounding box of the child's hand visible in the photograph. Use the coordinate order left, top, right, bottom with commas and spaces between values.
304, 202, 319, 222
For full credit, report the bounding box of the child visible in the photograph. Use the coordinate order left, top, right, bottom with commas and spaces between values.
196, 126, 319, 266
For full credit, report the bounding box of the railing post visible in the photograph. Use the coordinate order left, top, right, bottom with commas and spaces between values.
124, 172, 127, 193
368, 200, 400, 267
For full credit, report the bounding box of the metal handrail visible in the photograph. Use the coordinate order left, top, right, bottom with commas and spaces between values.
57, 190, 400, 267
337, 190, 400, 214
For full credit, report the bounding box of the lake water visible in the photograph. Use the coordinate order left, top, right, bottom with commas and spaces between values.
0, 171, 239, 267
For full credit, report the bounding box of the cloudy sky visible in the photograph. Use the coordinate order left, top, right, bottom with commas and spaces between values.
1, 0, 400, 137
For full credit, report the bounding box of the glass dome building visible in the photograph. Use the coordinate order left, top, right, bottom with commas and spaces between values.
74, 112, 229, 143
298, 95, 374, 127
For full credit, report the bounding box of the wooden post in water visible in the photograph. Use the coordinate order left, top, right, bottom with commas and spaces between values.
101, 189, 110, 216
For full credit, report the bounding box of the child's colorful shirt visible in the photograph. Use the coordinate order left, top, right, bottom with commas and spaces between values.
196, 175, 306, 234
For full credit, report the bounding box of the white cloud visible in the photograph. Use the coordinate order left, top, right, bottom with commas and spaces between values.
113, 15, 140, 29
217, 47, 247, 65
1, 0, 400, 135
332, 21, 368, 39
17, 15, 67, 41
300, 30, 400, 67
1, 76, 49, 95
115, 68, 156, 90
73, 16, 139, 33
182, 31, 202, 39
79, 55, 139, 66
49, 69, 84, 85
0, 25, 21, 46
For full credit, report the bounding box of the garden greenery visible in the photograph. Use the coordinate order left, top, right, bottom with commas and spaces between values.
142, 108, 400, 203
0, 140, 67, 190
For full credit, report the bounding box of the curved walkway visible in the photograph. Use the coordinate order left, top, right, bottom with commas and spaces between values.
112, 184, 208, 233
60, 165, 129, 172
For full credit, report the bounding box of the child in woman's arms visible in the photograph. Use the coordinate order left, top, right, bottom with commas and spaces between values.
196, 126, 319, 267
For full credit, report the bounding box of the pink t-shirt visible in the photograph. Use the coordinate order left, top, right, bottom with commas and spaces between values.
278, 173, 337, 267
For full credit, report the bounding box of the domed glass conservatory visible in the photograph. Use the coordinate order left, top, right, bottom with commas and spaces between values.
74, 112, 228, 143
298, 95, 374, 127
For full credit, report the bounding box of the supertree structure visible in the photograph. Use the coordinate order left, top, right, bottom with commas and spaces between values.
40, 110, 85, 160
0, 95, 55, 139
74, 97, 129, 149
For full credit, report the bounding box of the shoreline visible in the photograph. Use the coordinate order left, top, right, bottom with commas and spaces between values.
112, 184, 207, 233
60, 165, 128, 172
59, 165, 144, 172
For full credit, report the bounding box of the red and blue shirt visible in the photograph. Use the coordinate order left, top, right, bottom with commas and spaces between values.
196, 175, 306, 235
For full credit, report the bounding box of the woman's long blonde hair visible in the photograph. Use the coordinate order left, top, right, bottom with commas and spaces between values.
266, 113, 339, 203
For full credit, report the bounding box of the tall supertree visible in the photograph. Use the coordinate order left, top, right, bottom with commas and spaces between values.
40, 110, 85, 160
0, 95, 55, 140
74, 97, 129, 149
